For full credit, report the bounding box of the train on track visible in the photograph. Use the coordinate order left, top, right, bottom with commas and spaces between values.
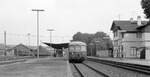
68, 41, 87, 63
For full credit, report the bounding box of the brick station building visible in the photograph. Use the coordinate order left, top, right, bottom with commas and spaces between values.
111, 16, 150, 59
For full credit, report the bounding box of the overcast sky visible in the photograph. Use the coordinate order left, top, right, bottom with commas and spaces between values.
0, 0, 146, 46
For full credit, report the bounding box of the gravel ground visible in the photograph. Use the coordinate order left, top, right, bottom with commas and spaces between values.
76, 63, 105, 77
70, 63, 105, 77
84, 61, 150, 77
0, 57, 72, 77
70, 63, 81, 77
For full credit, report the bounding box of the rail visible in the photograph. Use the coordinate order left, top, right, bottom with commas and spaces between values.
88, 58, 150, 75
72, 63, 84, 77
72, 63, 109, 77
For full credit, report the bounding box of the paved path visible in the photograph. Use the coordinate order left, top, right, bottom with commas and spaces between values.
0, 57, 73, 77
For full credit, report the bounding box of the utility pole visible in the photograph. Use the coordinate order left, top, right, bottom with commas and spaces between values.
27, 33, 31, 56
32, 9, 44, 59
4, 31, 6, 56
27, 33, 31, 47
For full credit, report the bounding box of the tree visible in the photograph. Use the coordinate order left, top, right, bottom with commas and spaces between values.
141, 0, 150, 19
72, 31, 113, 50
72, 32, 94, 44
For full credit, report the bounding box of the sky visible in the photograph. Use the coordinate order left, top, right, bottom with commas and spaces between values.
0, 0, 146, 46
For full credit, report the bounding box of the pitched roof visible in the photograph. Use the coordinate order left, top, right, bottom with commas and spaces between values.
9, 43, 31, 50
136, 21, 150, 29
111, 20, 148, 31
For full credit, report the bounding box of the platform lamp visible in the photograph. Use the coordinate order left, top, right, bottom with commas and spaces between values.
47, 29, 54, 56
47, 29, 54, 43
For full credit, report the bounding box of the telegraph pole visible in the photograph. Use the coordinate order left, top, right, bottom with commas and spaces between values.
4, 31, 6, 56
27, 33, 31, 56
27, 33, 31, 47
32, 9, 44, 59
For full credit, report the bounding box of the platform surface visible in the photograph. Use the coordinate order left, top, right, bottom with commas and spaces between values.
0, 57, 73, 77
88, 56, 150, 66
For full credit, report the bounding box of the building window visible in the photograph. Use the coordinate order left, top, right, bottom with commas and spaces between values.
130, 47, 137, 56
121, 45, 123, 51
116, 31, 118, 37
136, 32, 142, 38
114, 31, 116, 37
121, 33, 124, 38
114, 31, 118, 37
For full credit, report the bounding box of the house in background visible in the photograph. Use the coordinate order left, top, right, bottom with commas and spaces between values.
111, 16, 150, 59
7, 44, 34, 56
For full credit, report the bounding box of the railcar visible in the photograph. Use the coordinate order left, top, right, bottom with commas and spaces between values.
68, 41, 87, 63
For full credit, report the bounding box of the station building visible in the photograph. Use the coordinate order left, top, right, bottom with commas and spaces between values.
111, 16, 150, 59
7, 44, 51, 57
7, 44, 35, 56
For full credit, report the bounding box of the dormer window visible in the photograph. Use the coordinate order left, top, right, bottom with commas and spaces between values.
114, 31, 118, 37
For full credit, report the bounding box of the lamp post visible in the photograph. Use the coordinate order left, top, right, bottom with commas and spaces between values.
47, 29, 54, 43
32, 9, 44, 59
47, 29, 54, 57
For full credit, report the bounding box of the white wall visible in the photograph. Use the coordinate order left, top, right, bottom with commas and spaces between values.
122, 33, 144, 58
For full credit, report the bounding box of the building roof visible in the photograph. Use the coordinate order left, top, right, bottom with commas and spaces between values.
43, 42, 69, 49
111, 20, 148, 32
136, 21, 150, 29
43, 41, 86, 49
9, 43, 31, 51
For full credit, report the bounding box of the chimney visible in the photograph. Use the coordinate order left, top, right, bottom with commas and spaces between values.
130, 18, 134, 23
137, 16, 142, 26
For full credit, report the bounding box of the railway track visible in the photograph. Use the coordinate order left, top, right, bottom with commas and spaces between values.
71, 63, 109, 77
72, 63, 84, 77
88, 58, 150, 75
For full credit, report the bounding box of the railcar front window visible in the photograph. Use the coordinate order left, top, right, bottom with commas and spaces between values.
69, 46, 74, 51
75, 46, 80, 51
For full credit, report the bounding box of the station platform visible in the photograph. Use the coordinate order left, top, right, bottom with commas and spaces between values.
88, 56, 150, 66
0, 57, 73, 77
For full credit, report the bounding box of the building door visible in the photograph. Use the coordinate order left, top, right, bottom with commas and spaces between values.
140, 47, 145, 59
